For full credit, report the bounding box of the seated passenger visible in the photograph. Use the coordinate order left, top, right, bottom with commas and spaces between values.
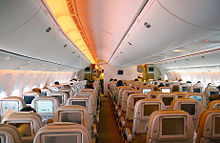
134, 79, 138, 81
20, 106, 36, 113
158, 83, 165, 88
208, 94, 220, 103
85, 80, 94, 89
32, 88, 41, 94
172, 85, 180, 92
54, 81, 60, 85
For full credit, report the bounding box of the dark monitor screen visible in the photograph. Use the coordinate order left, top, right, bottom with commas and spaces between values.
189, 96, 202, 104
210, 91, 219, 95
154, 82, 158, 85
52, 95, 63, 104
162, 118, 184, 135
162, 97, 174, 106
144, 104, 159, 116
61, 112, 81, 124
161, 88, 171, 93
133, 97, 145, 106
165, 84, 170, 87
180, 104, 195, 115
149, 67, 154, 72
45, 135, 77, 143
71, 101, 86, 108
9, 123, 32, 137
182, 87, 188, 92
24, 96, 35, 104
143, 89, 151, 94
41, 91, 47, 96
118, 70, 124, 75
193, 88, 201, 93
215, 117, 220, 134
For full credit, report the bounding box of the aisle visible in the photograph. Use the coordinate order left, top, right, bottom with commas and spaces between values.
98, 97, 122, 143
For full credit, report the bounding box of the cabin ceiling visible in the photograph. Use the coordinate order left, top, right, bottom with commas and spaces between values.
76, 0, 220, 67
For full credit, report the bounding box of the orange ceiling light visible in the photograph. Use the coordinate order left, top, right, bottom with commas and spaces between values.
43, 0, 95, 63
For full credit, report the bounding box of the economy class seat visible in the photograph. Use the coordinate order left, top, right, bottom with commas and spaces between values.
179, 84, 190, 93
54, 105, 97, 140
170, 98, 202, 129
123, 99, 165, 142
139, 86, 153, 94
148, 91, 161, 99
49, 91, 68, 106
196, 109, 220, 143
0, 97, 26, 120
186, 93, 207, 109
118, 93, 148, 133
33, 122, 92, 143
146, 110, 194, 143
21, 91, 41, 105
159, 87, 172, 94
173, 92, 188, 98
156, 93, 178, 109
206, 100, 220, 109
0, 124, 22, 143
31, 96, 60, 125
121, 90, 140, 112
1, 112, 43, 143
80, 89, 98, 110
190, 84, 203, 94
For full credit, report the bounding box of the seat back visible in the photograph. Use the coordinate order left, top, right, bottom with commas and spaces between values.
148, 91, 161, 99
2, 112, 42, 143
179, 85, 190, 93
80, 89, 97, 108
156, 93, 178, 109
54, 105, 90, 132
204, 84, 218, 98
190, 85, 203, 93
50, 91, 68, 106
40, 88, 51, 96
33, 122, 91, 143
159, 87, 172, 93
139, 86, 153, 94
170, 98, 202, 128
173, 92, 188, 98
146, 110, 194, 143
31, 96, 60, 123
0, 97, 26, 119
117, 86, 132, 105
22, 91, 41, 105
126, 93, 148, 120
132, 99, 165, 134
121, 90, 139, 111
0, 124, 22, 143
186, 93, 206, 109
196, 109, 220, 143
207, 100, 220, 109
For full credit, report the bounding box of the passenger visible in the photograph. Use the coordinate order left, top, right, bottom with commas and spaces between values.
108, 78, 113, 89
116, 80, 124, 87
85, 80, 94, 89
154, 87, 159, 91
113, 79, 117, 81
186, 81, 192, 83
208, 94, 220, 102
20, 106, 36, 113
32, 88, 41, 94
178, 78, 182, 82
134, 79, 138, 81
54, 81, 60, 85
158, 77, 162, 80
137, 76, 143, 82
158, 83, 165, 88
172, 85, 180, 92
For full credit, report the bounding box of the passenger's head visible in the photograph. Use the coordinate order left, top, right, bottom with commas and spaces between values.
54, 81, 60, 85
197, 81, 201, 83
116, 80, 124, 87
134, 79, 138, 81
208, 94, 220, 102
32, 88, 41, 94
20, 106, 36, 113
109, 78, 113, 82
113, 79, 117, 81
172, 85, 180, 92
154, 87, 159, 91
158, 83, 164, 88
85, 80, 94, 89
158, 78, 162, 80
186, 81, 192, 83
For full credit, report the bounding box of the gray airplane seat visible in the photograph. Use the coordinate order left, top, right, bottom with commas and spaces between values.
0, 97, 26, 120
156, 93, 178, 109
196, 109, 220, 143
0, 124, 22, 143
123, 99, 165, 142
1, 112, 42, 143
54, 105, 97, 140
170, 98, 202, 129
146, 110, 194, 143
33, 122, 91, 143
22, 91, 41, 105
31, 96, 60, 125
49, 91, 68, 106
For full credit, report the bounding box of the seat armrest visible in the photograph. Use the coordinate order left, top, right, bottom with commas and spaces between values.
121, 115, 126, 127
124, 128, 132, 142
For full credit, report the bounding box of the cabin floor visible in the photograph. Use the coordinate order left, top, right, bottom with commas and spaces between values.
98, 96, 122, 143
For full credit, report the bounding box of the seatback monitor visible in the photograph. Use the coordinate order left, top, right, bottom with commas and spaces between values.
215, 117, 220, 134
61, 112, 81, 124
210, 91, 219, 96
193, 88, 201, 93
161, 88, 171, 93
36, 100, 53, 113
143, 104, 159, 116
71, 101, 86, 108
45, 135, 77, 143
143, 89, 151, 94
52, 95, 63, 104
133, 97, 145, 106
1, 101, 19, 115
182, 87, 188, 92
162, 97, 173, 106
189, 96, 201, 104
180, 104, 195, 115
162, 118, 184, 135
9, 123, 32, 137
24, 96, 35, 104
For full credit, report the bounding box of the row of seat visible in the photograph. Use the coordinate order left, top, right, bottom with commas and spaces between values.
0, 80, 101, 143
108, 80, 220, 142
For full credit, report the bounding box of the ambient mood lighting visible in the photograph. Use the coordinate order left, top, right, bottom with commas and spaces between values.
44, 0, 95, 64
